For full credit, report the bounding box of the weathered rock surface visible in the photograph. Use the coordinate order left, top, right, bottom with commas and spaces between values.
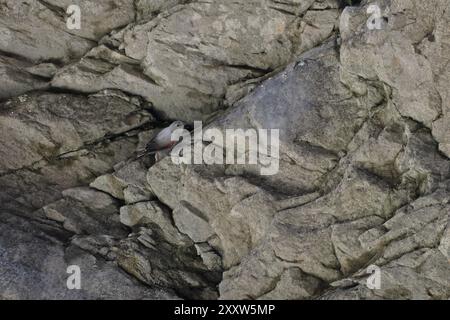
145, 0, 450, 299
0, 55, 50, 100
52, 0, 340, 121
0, 212, 179, 299
0, 0, 449, 300
0, 0, 138, 100
0, 90, 152, 215
340, 0, 450, 158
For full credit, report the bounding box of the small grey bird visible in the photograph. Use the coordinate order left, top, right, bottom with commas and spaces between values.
136, 120, 185, 161
115, 121, 186, 170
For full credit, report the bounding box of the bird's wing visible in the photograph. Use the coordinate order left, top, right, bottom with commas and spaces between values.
145, 140, 164, 152
145, 127, 174, 152
128, 128, 177, 163
132, 141, 162, 161
132, 125, 179, 159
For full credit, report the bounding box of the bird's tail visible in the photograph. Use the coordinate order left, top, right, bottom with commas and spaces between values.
133, 148, 159, 161
115, 149, 158, 170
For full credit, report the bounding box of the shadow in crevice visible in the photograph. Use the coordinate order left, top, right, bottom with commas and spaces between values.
338, 0, 363, 8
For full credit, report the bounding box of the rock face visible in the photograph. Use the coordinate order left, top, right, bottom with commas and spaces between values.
52, 0, 340, 121
0, 0, 449, 300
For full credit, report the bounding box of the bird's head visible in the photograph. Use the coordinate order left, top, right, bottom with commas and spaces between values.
170, 120, 185, 131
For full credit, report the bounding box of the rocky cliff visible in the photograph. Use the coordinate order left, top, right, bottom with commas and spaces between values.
0, 0, 449, 299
